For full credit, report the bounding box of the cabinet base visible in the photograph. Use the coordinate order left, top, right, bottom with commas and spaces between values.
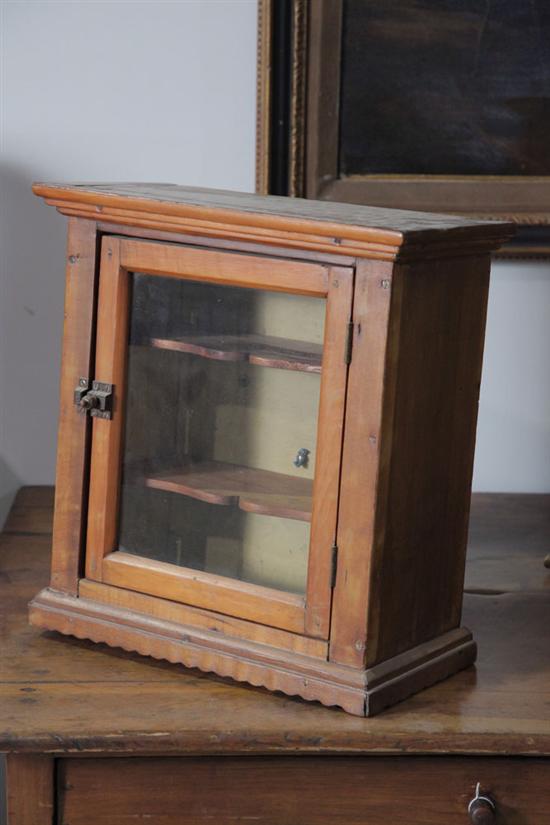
29, 587, 476, 716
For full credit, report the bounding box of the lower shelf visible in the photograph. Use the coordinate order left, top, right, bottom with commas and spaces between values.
144, 461, 313, 522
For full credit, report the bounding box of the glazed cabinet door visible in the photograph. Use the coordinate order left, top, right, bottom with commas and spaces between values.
82, 237, 353, 638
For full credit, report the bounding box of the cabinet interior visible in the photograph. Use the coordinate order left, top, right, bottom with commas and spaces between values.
118, 273, 326, 594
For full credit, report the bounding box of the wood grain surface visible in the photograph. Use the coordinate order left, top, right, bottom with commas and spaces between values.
364, 254, 491, 666
84, 239, 129, 580
49, 219, 98, 594
33, 182, 506, 234
99, 551, 307, 634
77, 579, 327, 658
328, 258, 395, 666
119, 236, 329, 296
32, 182, 515, 261
144, 460, 313, 521
5, 755, 53, 825
58, 756, 550, 825
2, 488, 550, 755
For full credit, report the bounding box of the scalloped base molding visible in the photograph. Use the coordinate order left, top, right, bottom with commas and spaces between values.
29, 588, 477, 716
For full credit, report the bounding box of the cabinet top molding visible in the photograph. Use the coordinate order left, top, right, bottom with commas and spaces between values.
33, 182, 514, 262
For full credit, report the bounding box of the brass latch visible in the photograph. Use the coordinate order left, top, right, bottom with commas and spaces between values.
74, 377, 114, 419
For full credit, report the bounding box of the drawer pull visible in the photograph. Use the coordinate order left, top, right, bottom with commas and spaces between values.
468, 782, 496, 824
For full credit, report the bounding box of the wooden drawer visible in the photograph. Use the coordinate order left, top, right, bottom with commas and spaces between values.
58, 756, 550, 825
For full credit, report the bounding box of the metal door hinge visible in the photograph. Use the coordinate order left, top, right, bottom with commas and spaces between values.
344, 322, 354, 365
330, 543, 339, 588
74, 377, 114, 419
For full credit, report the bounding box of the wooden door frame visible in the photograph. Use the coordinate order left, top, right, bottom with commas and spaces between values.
83, 235, 353, 638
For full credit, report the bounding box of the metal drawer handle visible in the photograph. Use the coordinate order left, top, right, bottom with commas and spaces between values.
468, 782, 496, 824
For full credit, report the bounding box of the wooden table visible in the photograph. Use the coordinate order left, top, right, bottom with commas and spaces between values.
1, 488, 549, 824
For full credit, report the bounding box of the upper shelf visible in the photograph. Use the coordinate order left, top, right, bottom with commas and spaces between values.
144, 460, 313, 522
149, 333, 323, 373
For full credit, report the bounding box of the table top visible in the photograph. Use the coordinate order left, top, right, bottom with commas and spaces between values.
1, 488, 549, 757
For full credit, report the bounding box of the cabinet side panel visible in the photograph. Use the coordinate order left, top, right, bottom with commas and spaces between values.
329, 259, 395, 667
366, 254, 490, 665
50, 219, 98, 593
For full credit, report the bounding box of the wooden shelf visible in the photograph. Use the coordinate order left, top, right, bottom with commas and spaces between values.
149, 334, 323, 373
145, 461, 313, 522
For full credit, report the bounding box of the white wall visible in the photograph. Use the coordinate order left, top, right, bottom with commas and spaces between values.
0, 0, 258, 528
473, 259, 550, 492
1, 0, 549, 543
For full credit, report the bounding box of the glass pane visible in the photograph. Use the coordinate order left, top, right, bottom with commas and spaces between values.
117, 271, 326, 595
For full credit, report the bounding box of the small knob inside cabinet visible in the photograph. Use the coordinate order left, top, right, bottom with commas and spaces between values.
293, 447, 310, 469
468, 783, 496, 824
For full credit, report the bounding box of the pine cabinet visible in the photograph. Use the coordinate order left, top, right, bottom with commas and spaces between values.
29, 183, 513, 714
